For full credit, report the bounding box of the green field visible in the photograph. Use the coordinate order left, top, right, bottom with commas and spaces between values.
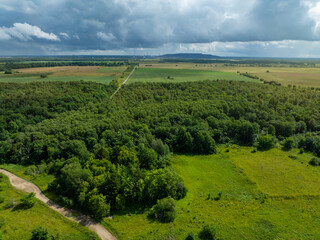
0, 66, 125, 84
0, 173, 99, 240
103, 147, 320, 239
129, 68, 256, 83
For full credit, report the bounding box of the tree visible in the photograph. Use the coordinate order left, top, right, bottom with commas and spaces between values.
20, 193, 36, 209
199, 224, 216, 240
88, 191, 110, 219
309, 158, 320, 166
282, 137, 294, 151
31, 227, 50, 240
257, 135, 275, 151
137, 144, 158, 170
148, 197, 177, 223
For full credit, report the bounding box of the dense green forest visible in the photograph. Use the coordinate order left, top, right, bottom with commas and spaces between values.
0, 61, 129, 71
1, 80, 320, 219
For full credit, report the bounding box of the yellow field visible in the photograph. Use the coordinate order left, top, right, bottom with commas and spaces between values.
15, 66, 126, 77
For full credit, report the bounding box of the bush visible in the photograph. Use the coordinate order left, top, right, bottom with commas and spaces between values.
199, 224, 216, 240
31, 227, 51, 240
20, 193, 36, 208
283, 138, 294, 151
186, 232, 195, 240
0, 195, 4, 204
309, 158, 320, 166
257, 135, 275, 151
148, 197, 177, 223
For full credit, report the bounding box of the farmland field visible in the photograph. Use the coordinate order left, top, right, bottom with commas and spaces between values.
0, 66, 126, 84
129, 67, 255, 83
103, 147, 320, 240
0, 173, 99, 240
139, 62, 320, 87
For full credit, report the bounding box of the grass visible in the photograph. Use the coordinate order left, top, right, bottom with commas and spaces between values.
2, 148, 320, 239
0, 66, 126, 84
0, 173, 99, 240
129, 68, 256, 83
103, 147, 320, 239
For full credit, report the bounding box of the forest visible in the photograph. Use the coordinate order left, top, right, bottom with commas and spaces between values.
1, 79, 320, 219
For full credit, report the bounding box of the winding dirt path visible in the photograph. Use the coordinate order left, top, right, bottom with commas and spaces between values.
0, 169, 117, 240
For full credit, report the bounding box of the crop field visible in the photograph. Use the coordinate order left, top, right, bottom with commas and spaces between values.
0, 173, 99, 240
103, 147, 320, 240
0, 66, 126, 84
129, 67, 255, 83
139, 62, 320, 87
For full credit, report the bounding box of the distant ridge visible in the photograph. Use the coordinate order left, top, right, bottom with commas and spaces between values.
159, 53, 221, 59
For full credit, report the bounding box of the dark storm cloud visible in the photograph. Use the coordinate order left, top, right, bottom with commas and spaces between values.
0, 0, 319, 54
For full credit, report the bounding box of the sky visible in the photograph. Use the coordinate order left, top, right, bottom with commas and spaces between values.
1, 0, 320, 57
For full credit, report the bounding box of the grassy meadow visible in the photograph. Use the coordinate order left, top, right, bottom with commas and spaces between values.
0, 173, 99, 240
2, 148, 320, 239
102, 147, 320, 240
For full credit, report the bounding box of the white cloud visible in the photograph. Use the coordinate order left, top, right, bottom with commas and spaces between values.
0, 23, 60, 41
59, 32, 70, 39
97, 32, 116, 42
0, 28, 11, 40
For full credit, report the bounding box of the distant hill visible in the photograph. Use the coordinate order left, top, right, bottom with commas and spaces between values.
159, 53, 221, 59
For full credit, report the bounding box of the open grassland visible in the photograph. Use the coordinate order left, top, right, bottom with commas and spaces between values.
0, 173, 99, 240
139, 63, 320, 87
103, 147, 320, 239
129, 67, 255, 83
0, 66, 126, 84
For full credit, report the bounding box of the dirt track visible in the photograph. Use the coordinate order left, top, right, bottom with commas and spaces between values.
0, 169, 116, 240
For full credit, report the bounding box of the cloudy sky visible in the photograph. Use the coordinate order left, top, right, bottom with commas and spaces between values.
1, 0, 320, 57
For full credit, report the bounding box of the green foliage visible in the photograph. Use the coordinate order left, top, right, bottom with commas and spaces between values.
87, 192, 110, 219
199, 224, 216, 240
1, 78, 320, 221
185, 232, 195, 240
309, 158, 320, 166
31, 227, 51, 240
257, 135, 275, 151
283, 138, 294, 151
148, 197, 177, 223
20, 193, 36, 209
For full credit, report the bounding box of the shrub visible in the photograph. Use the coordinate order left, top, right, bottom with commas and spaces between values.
20, 193, 36, 208
257, 135, 274, 151
309, 158, 320, 166
0, 195, 4, 204
186, 232, 195, 240
283, 138, 294, 151
4, 199, 16, 209
31, 227, 51, 240
199, 224, 216, 240
148, 197, 177, 223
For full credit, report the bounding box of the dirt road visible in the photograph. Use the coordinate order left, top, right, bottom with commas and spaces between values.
0, 169, 117, 240
111, 65, 137, 99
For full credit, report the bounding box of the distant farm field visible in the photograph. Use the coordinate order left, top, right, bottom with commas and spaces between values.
104, 147, 320, 240
139, 63, 320, 87
0, 66, 126, 84
129, 67, 255, 83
